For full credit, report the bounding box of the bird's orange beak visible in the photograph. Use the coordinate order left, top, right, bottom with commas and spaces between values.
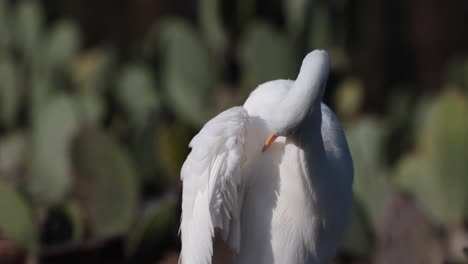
262, 134, 278, 152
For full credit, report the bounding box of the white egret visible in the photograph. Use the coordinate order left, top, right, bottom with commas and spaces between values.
179, 50, 354, 264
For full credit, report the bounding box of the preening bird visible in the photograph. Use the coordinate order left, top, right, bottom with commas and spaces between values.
179, 50, 354, 264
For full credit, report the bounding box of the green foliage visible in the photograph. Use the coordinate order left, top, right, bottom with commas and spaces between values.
338, 117, 395, 257
73, 49, 116, 123
27, 94, 80, 206
157, 122, 193, 185
116, 64, 159, 129
63, 201, 85, 242
236, 0, 255, 28
157, 18, 218, 126
0, 181, 37, 250
1, 0, 468, 261
396, 91, 468, 225
340, 203, 373, 257
73, 128, 139, 239
346, 118, 392, 230
428, 92, 468, 221
284, 0, 308, 36
126, 195, 178, 255
336, 63, 468, 259
75, 88, 106, 124
0, 133, 26, 184
199, 0, 227, 54
238, 21, 296, 92
44, 20, 81, 72
307, 3, 349, 70
0, 0, 12, 53
444, 55, 468, 91
0, 56, 22, 128
395, 154, 446, 225
333, 77, 364, 121
308, 4, 331, 49
73, 48, 117, 92
15, 0, 43, 62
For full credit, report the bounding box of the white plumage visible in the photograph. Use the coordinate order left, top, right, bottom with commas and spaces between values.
179, 50, 354, 264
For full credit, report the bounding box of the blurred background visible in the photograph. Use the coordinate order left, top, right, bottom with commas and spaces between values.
0, 0, 468, 263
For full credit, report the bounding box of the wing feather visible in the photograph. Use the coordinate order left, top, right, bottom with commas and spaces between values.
179, 106, 249, 264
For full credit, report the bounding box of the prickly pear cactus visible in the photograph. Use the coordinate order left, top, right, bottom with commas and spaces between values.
0, 181, 38, 250
396, 91, 468, 225
72, 128, 139, 239
157, 18, 218, 126
27, 94, 81, 206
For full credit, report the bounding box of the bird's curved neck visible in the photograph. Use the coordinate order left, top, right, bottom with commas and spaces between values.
275, 79, 324, 135
294, 105, 323, 148
292, 106, 329, 190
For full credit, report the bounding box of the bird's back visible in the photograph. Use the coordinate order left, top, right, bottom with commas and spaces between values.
235, 103, 353, 264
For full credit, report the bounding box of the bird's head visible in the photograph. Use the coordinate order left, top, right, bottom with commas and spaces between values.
255, 50, 330, 151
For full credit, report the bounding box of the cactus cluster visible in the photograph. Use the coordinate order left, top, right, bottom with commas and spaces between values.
0, 0, 468, 263
337, 78, 468, 261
